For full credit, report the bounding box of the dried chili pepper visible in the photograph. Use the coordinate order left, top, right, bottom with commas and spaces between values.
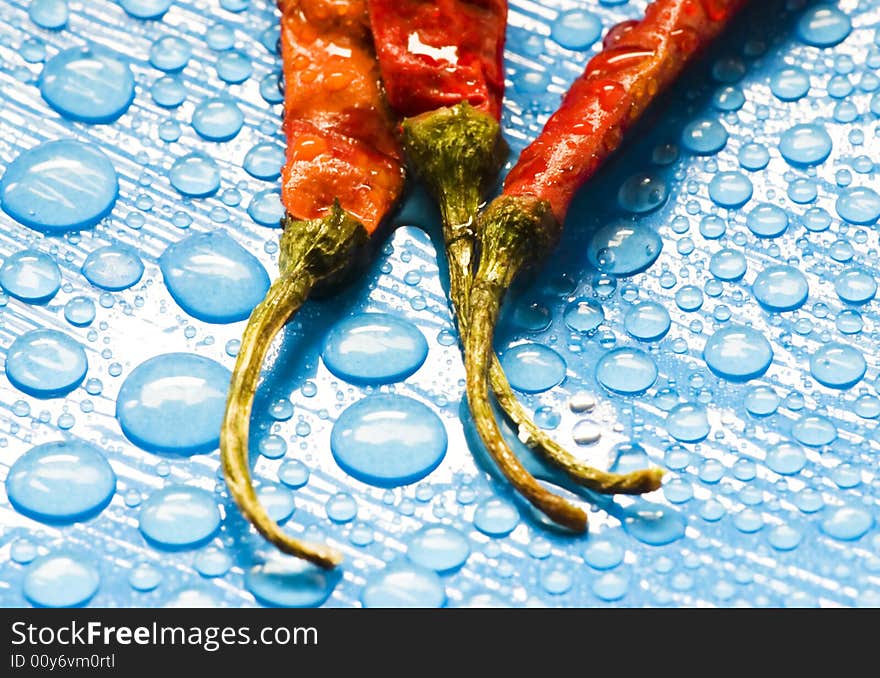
464, 0, 748, 529
221, 0, 405, 570
370, 0, 664, 532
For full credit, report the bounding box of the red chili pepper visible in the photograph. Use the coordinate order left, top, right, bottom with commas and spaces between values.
369, 0, 507, 119
221, 0, 405, 570
372, 0, 666, 532
464, 0, 749, 530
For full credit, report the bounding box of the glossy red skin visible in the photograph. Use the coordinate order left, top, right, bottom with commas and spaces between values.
279, 0, 404, 233
368, 0, 508, 120
503, 0, 749, 223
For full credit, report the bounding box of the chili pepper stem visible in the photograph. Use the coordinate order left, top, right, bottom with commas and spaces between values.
221, 203, 369, 570
405, 106, 664, 496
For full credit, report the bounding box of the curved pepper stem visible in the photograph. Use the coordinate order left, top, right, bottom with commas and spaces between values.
221, 203, 368, 570
405, 105, 664, 499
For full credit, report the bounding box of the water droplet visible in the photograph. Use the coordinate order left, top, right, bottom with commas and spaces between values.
191, 98, 244, 142
624, 301, 670, 341
169, 152, 220, 198
551, 10, 602, 50
325, 492, 357, 523
243, 142, 284, 181
407, 525, 470, 573
159, 231, 270, 323
744, 385, 780, 416
778, 124, 832, 165
738, 142, 770, 171
765, 442, 806, 475
834, 268, 876, 305
821, 506, 873, 541
24, 554, 99, 607
797, 4, 851, 47
617, 172, 668, 213
768, 524, 803, 551
621, 500, 686, 546
151, 75, 187, 107
746, 203, 789, 238
792, 414, 837, 447
836, 187, 880, 225
330, 394, 447, 487
708, 171, 752, 208
770, 66, 810, 101
0, 249, 61, 303
194, 548, 232, 578
120, 0, 173, 20
6, 329, 87, 398
82, 245, 144, 291
6, 440, 115, 523
500, 343, 566, 393
216, 50, 252, 84
361, 561, 446, 608
278, 459, 310, 488
1, 140, 118, 232
321, 313, 428, 385
116, 353, 231, 454
473, 498, 519, 537
129, 562, 162, 591
809, 343, 866, 389
139, 485, 220, 549
247, 189, 284, 226
583, 537, 623, 570
256, 483, 296, 524
753, 265, 809, 311
596, 347, 658, 395
40, 46, 134, 123
681, 118, 728, 154
709, 248, 747, 281
246, 554, 341, 607
703, 325, 773, 381
588, 223, 662, 276
666, 403, 710, 443
29, 0, 68, 30
563, 297, 604, 333
592, 571, 629, 601
149, 35, 191, 72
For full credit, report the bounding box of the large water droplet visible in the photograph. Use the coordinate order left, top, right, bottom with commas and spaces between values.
245, 555, 341, 607
809, 343, 865, 389
563, 297, 604, 334
796, 4, 851, 47
116, 353, 231, 454
820, 506, 873, 541
40, 46, 134, 123
191, 98, 244, 142
81, 245, 144, 291
1, 140, 118, 232
617, 172, 668, 213
29, 0, 69, 30
778, 124, 832, 166
6, 329, 87, 398
6, 440, 115, 523
703, 325, 773, 381
836, 187, 880, 225
624, 301, 670, 341
596, 348, 658, 394
407, 525, 470, 573
0, 249, 61, 303
746, 203, 789, 238
765, 442, 806, 475
550, 10, 602, 50
321, 313, 428, 385
23, 554, 100, 607
588, 223, 662, 276
139, 485, 220, 549
834, 268, 876, 304
500, 343, 566, 393
621, 500, 686, 546
666, 403, 710, 443
169, 152, 221, 198
473, 498, 520, 537
708, 171, 753, 208
330, 394, 447, 487
243, 142, 284, 181
120, 0, 173, 20
681, 118, 728, 154
752, 265, 809, 311
159, 231, 269, 323
361, 561, 446, 608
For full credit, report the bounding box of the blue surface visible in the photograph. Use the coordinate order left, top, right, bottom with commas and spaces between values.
1, 0, 880, 608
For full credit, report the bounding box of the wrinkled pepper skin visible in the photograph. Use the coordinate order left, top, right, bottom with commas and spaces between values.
504, 0, 749, 223
368, 0, 508, 120
279, 0, 405, 232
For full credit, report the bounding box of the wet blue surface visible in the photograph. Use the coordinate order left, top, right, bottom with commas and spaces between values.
2, 0, 880, 609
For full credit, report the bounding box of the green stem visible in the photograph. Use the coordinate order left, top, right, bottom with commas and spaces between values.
405, 106, 663, 497
221, 204, 369, 570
